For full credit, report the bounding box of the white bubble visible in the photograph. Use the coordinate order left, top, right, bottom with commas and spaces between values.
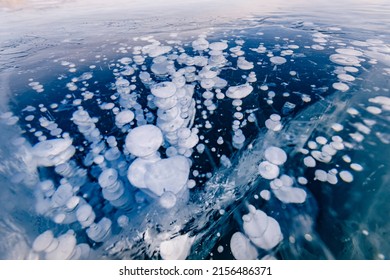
159, 191, 177, 209
150, 82, 177, 98
115, 110, 134, 127
336, 48, 363, 57
351, 163, 363, 171
125, 125, 163, 158
226, 84, 253, 99
270, 56, 287, 65
32, 230, 55, 252
344, 66, 359, 73
237, 57, 254, 70
337, 73, 355, 82
264, 146, 287, 165
230, 232, 258, 260
347, 108, 359, 115
303, 156, 316, 167
339, 171, 354, 183
160, 234, 194, 260
327, 172, 338, 185
342, 155, 352, 163
332, 82, 349, 92
315, 136, 328, 145
127, 156, 159, 189
311, 150, 332, 163
273, 186, 307, 204
366, 106, 382, 115
209, 41, 228, 51
45, 231, 77, 260
265, 119, 282, 132
258, 161, 280, 180
315, 169, 327, 182
330, 53, 360, 66
31, 138, 75, 167
298, 177, 308, 185
260, 190, 271, 200
192, 38, 209, 51
144, 156, 190, 196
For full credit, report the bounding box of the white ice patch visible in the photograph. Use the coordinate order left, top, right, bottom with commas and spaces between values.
242, 205, 283, 250
339, 170, 354, 183
160, 234, 194, 260
264, 146, 287, 165
127, 157, 160, 189
32, 230, 55, 252
237, 57, 254, 70
209, 41, 228, 51
337, 73, 355, 82
151, 82, 177, 98
226, 84, 253, 99
351, 163, 363, 171
192, 38, 209, 51
230, 232, 258, 260
145, 45, 172, 58
86, 217, 112, 243
272, 182, 307, 204
335, 48, 363, 57
265, 114, 282, 132
330, 53, 361, 66
269, 56, 287, 65
125, 125, 163, 158
31, 138, 75, 167
332, 82, 350, 92
159, 191, 177, 209
366, 106, 382, 115
43, 231, 78, 260
115, 110, 134, 127
144, 156, 190, 196
258, 161, 280, 180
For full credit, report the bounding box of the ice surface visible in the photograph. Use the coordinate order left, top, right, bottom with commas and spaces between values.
1, 4, 389, 261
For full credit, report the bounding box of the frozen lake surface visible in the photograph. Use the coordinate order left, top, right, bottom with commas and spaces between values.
0, 0, 389, 259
